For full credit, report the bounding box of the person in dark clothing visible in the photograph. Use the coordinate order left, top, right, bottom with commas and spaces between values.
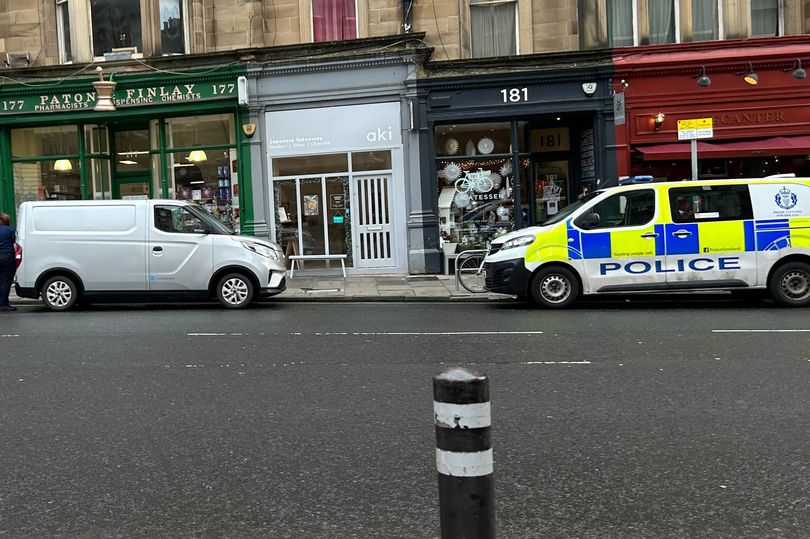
0, 212, 17, 312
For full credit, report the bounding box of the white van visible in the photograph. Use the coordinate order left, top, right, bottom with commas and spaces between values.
484, 178, 810, 308
14, 200, 287, 311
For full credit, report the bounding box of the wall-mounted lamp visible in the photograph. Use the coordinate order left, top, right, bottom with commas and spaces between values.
612, 79, 629, 94
741, 62, 758, 85
787, 59, 807, 80
242, 123, 257, 138
654, 112, 666, 131
696, 66, 711, 87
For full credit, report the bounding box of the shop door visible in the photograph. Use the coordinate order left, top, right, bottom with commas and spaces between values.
353, 174, 395, 268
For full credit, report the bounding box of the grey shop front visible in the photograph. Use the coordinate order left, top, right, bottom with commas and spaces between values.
419, 59, 617, 272
242, 46, 429, 275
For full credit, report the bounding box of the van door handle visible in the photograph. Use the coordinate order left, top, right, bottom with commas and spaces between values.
640, 232, 659, 239
152, 246, 163, 253
672, 230, 692, 239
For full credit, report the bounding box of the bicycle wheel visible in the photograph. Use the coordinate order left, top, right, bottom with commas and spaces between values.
455, 178, 472, 193
457, 255, 487, 293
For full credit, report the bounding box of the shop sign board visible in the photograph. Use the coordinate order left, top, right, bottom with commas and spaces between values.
677, 118, 713, 140
0, 81, 238, 115
266, 102, 402, 155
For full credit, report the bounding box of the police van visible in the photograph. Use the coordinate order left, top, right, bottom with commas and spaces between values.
483, 178, 810, 308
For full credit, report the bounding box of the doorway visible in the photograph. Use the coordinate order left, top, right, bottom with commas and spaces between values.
274, 176, 351, 271
111, 126, 153, 199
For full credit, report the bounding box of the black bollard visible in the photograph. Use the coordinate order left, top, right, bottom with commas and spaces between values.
433, 368, 495, 539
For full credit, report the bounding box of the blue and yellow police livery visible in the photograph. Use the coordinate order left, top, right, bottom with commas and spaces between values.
484, 178, 810, 308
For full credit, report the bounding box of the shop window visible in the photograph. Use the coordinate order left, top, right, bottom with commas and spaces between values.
690, 0, 718, 41
669, 185, 753, 223
648, 0, 677, 44
751, 0, 781, 37
90, 0, 144, 57
114, 130, 151, 171
13, 161, 82, 205
351, 151, 392, 172
609, 0, 636, 46
167, 114, 238, 231
159, 0, 185, 54
469, 0, 517, 58
11, 126, 78, 159
435, 123, 512, 158
56, 0, 73, 63
273, 154, 349, 176
312, 0, 357, 42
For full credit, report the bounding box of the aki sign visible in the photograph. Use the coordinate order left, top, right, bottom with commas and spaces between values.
0, 82, 237, 115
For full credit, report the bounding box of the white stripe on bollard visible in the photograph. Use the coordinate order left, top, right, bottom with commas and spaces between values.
434, 401, 492, 429
436, 449, 494, 477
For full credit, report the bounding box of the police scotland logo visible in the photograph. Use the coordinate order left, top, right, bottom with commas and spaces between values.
775, 186, 798, 210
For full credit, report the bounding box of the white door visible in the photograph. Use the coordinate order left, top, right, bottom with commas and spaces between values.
148, 204, 214, 291
353, 174, 395, 268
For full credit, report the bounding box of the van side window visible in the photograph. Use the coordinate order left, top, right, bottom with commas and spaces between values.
669, 185, 753, 223
574, 189, 655, 230
154, 205, 205, 234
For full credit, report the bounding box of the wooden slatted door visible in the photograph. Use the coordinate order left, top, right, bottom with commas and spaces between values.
353, 174, 395, 268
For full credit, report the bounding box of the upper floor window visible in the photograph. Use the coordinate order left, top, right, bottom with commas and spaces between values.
55, 0, 73, 63
312, 0, 357, 42
159, 0, 185, 54
691, 0, 718, 41
608, 0, 635, 46
470, 0, 517, 58
91, 0, 144, 56
751, 0, 780, 37
648, 0, 677, 44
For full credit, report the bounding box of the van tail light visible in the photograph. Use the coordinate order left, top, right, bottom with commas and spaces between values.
14, 243, 22, 268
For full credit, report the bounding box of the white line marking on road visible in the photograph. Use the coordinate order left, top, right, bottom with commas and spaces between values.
523, 361, 591, 365
186, 333, 245, 336
712, 329, 810, 333
1, 335, 20, 338
186, 331, 544, 337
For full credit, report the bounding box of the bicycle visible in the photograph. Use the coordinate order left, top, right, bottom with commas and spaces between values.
455, 169, 495, 194
455, 249, 488, 293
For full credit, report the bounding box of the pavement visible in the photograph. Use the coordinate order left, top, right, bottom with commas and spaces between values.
9, 273, 512, 305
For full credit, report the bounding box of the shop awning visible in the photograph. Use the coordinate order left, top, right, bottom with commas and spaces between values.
635, 135, 810, 160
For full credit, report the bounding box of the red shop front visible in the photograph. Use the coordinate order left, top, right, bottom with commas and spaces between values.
613, 36, 810, 181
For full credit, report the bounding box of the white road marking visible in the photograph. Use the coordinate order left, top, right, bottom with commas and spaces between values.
523, 361, 591, 365
187, 331, 544, 337
712, 329, 810, 333
1, 335, 20, 338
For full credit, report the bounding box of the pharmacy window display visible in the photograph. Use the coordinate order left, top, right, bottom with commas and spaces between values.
435, 122, 528, 251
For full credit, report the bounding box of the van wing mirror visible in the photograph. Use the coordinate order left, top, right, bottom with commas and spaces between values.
578, 212, 600, 230
192, 222, 212, 234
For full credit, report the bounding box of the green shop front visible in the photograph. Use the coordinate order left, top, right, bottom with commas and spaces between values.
0, 68, 253, 233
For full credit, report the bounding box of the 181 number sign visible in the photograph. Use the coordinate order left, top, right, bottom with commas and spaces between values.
500, 88, 528, 103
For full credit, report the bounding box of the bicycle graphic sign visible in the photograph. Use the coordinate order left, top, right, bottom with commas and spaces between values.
455, 168, 494, 194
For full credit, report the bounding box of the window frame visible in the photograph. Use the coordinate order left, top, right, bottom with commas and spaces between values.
607, 0, 639, 47
309, 0, 359, 43
55, 0, 73, 64
750, 0, 783, 38
467, 0, 519, 59
667, 184, 754, 224
688, 0, 724, 42
574, 188, 657, 230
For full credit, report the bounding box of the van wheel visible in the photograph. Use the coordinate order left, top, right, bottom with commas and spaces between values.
530, 266, 579, 309
216, 273, 254, 309
769, 262, 810, 307
41, 275, 79, 312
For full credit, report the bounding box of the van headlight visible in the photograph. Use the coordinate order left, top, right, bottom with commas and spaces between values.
241, 241, 279, 260
500, 235, 535, 251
